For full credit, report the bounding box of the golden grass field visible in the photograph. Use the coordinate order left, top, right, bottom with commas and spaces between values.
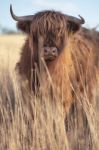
0, 34, 99, 150
0, 35, 25, 69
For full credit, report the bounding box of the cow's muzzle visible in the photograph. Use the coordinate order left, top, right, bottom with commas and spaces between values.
44, 47, 58, 61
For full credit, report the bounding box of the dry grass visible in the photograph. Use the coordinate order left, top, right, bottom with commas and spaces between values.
0, 35, 25, 69
0, 35, 99, 150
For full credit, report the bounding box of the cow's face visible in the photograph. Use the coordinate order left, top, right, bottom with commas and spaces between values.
29, 13, 68, 62
10, 5, 85, 63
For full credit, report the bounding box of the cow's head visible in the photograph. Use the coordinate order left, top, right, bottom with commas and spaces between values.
10, 5, 85, 63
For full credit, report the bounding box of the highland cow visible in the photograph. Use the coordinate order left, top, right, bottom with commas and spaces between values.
10, 5, 99, 114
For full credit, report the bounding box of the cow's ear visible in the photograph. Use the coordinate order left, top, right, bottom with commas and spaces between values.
67, 21, 80, 34
17, 21, 31, 33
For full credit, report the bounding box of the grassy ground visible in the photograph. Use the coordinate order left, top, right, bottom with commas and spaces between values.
0, 34, 99, 150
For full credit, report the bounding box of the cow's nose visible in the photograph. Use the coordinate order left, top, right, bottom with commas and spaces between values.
44, 47, 58, 55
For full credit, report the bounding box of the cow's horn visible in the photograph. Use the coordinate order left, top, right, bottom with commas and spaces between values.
66, 14, 85, 24
10, 4, 34, 21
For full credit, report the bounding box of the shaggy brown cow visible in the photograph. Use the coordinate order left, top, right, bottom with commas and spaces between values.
10, 5, 99, 114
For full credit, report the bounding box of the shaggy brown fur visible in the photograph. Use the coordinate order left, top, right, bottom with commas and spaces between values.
16, 10, 99, 114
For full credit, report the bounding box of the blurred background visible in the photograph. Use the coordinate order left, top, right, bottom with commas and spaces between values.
0, 0, 99, 34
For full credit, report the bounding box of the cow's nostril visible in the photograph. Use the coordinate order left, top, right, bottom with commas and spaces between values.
52, 48, 57, 54
45, 49, 47, 53
52, 49, 56, 53
44, 47, 50, 54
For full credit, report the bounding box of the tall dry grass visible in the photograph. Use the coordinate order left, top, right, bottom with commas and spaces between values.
0, 35, 99, 150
